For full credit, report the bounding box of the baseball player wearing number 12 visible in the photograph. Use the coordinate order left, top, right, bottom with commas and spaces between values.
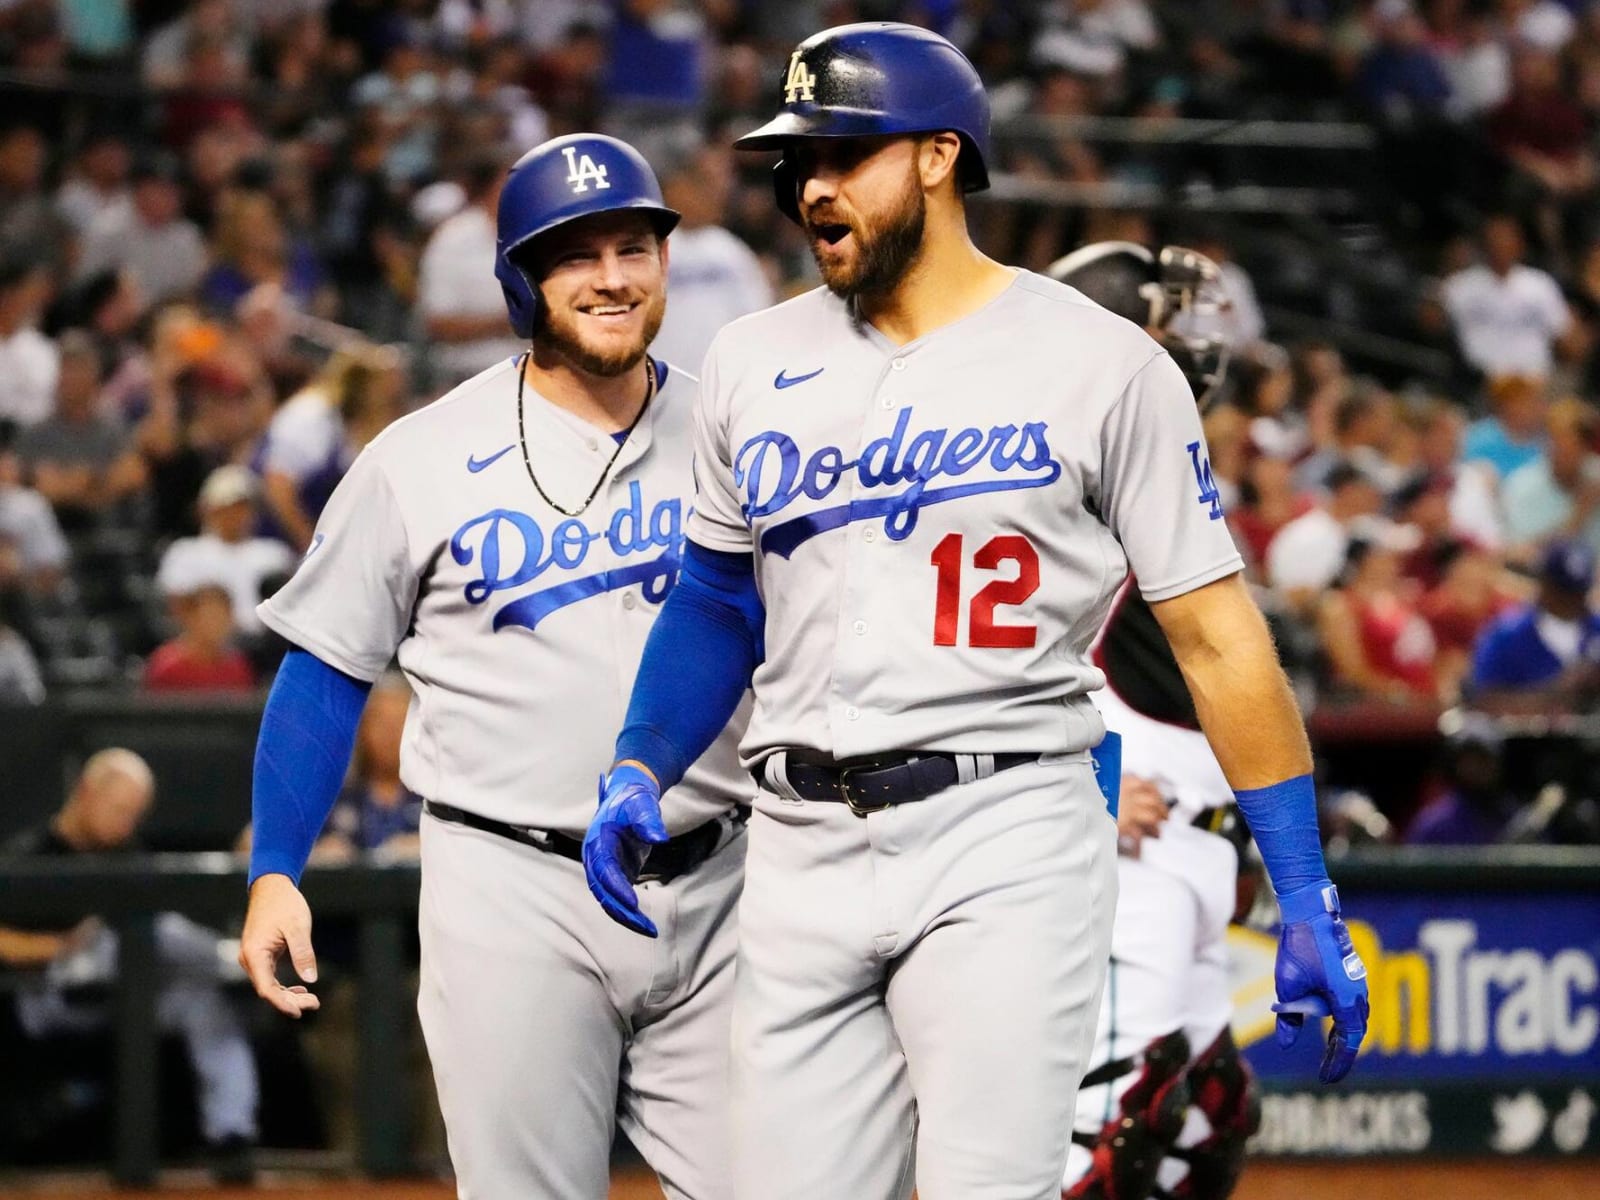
584, 22, 1370, 1200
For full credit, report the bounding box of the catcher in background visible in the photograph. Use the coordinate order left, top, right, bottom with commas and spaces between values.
1049, 242, 1261, 1200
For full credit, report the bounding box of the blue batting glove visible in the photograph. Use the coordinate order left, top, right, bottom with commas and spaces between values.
584, 764, 669, 938
1271, 882, 1370, 1084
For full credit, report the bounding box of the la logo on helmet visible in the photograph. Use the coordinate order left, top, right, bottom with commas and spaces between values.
562, 146, 610, 194
784, 51, 816, 103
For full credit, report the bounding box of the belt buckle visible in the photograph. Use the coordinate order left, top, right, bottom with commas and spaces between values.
838, 763, 891, 817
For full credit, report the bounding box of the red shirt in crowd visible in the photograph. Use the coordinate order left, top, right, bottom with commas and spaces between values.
143, 641, 256, 693
1354, 592, 1438, 696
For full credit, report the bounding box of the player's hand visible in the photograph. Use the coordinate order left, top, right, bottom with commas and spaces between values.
584, 763, 669, 938
1116, 775, 1167, 856
239, 873, 322, 1019
1271, 882, 1369, 1084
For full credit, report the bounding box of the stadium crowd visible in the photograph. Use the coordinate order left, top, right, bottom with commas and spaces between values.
1, 1, 1599, 834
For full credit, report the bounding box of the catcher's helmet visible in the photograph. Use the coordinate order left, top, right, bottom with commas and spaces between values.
733, 22, 991, 224
495, 134, 680, 339
1048, 241, 1232, 408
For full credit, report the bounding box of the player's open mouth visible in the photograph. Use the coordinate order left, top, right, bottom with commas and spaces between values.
812, 223, 851, 247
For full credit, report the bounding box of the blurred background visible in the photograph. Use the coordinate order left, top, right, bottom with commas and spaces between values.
0, 0, 1595, 1195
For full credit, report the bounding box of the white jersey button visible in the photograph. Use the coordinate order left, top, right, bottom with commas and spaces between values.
852, 620, 867, 636
880, 394, 895, 409
844, 705, 860, 721
891, 358, 907, 372
862, 527, 876, 542
622, 592, 638, 611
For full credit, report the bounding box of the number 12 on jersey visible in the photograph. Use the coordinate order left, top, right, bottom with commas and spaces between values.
930, 533, 1040, 648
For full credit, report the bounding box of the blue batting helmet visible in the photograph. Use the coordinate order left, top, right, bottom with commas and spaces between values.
733, 22, 991, 224
495, 134, 680, 339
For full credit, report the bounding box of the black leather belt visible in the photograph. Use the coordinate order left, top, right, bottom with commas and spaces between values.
423, 800, 735, 884
767, 750, 1039, 816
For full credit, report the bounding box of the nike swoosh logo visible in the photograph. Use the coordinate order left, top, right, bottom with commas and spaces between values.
467, 444, 515, 473
774, 367, 824, 390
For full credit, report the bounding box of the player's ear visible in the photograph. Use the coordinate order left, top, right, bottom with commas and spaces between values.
919, 132, 962, 193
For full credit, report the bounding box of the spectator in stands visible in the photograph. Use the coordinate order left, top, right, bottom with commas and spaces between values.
77, 154, 208, 310
1500, 396, 1600, 558
0, 258, 59, 437
1406, 714, 1522, 843
1267, 461, 1385, 609
1430, 0, 1511, 119
1356, 0, 1454, 126
1317, 529, 1441, 701
1408, 395, 1504, 548
417, 156, 521, 386
13, 331, 147, 533
1395, 469, 1468, 588
0, 123, 71, 273
1422, 543, 1520, 691
0, 749, 259, 1180
1498, 0, 1578, 51
157, 465, 293, 639
0, 449, 68, 597
650, 138, 774, 373
141, 0, 251, 89
53, 132, 133, 239
1440, 214, 1578, 379
602, 0, 721, 119
201, 189, 332, 321
145, 575, 256, 694
1488, 42, 1596, 256
349, 23, 443, 186
1295, 386, 1404, 494
1233, 452, 1312, 574
1462, 372, 1549, 482
1470, 538, 1600, 711
258, 344, 405, 551
0, 578, 44, 703
315, 672, 423, 863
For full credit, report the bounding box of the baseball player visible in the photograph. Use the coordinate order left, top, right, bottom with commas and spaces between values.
237, 134, 752, 1200
584, 22, 1368, 1200
1048, 242, 1261, 1200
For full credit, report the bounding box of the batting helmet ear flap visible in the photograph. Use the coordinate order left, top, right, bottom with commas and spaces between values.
772, 154, 801, 225
495, 246, 541, 340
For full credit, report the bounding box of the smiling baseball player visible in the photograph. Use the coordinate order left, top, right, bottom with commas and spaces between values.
238, 134, 751, 1200
582, 22, 1369, 1200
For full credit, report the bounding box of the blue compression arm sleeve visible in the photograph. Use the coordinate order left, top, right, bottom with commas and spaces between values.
249, 648, 372, 886
1232, 773, 1330, 916
614, 541, 763, 790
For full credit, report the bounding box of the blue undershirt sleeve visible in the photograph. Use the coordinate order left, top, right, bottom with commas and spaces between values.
249, 648, 372, 886
1232, 773, 1331, 918
614, 541, 763, 790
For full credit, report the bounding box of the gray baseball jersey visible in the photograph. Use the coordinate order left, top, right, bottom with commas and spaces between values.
688, 271, 1244, 767
259, 356, 749, 836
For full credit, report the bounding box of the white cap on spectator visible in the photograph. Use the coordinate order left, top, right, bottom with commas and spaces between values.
1348, 515, 1424, 554
198, 465, 258, 511
156, 539, 234, 597
412, 180, 467, 230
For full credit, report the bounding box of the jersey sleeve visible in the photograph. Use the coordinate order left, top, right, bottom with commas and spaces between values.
1099, 351, 1245, 602
256, 447, 417, 681
685, 338, 754, 553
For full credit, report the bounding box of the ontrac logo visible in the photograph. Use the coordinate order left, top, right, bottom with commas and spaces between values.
449, 481, 682, 631
732, 407, 1062, 558
1233, 917, 1599, 1062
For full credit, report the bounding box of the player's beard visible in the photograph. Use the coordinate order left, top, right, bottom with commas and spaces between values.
535, 288, 667, 378
807, 166, 926, 301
